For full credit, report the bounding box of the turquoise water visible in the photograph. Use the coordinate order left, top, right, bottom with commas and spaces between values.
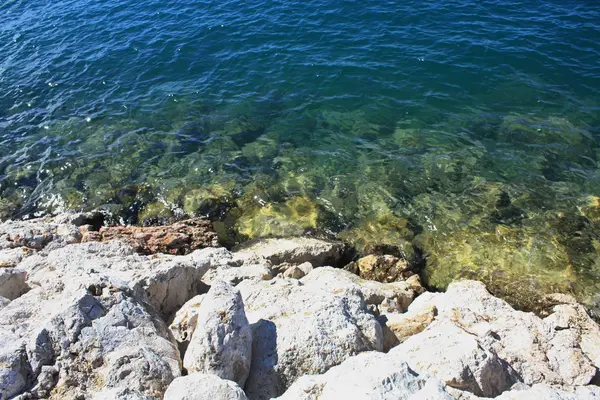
1, 0, 600, 307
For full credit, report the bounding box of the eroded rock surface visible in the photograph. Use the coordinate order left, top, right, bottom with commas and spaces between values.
378, 305, 437, 351
2, 212, 600, 400
351, 254, 414, 283
300, 266, 423, 313
407, 280, 600, 387
164, 373, 249, 400
233, 237, 347, 270
237, 272, 384, 400
0, 268, 28, 300
392, 319, 516, 396
81, 217, 219, 255
183, 282, 252, 387
0, 231, 231, 399
276, 351, 453, 400
169, 294, 205, 354
0, 287, 181, 399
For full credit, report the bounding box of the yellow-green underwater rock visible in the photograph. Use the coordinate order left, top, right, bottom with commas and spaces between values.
339, 212, 415, 259
235, 196, 319, 239
416, 225, 576, 311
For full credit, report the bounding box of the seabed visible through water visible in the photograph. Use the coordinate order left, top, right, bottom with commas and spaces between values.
1, 0, 599, 311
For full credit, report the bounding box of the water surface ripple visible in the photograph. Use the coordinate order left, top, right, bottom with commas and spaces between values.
1, 0, 600, 309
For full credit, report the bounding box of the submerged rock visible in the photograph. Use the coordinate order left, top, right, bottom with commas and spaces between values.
352, 254, 413, 283
234, 196, 320, 239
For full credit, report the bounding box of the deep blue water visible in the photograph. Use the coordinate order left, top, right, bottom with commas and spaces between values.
1, 0, 600, 306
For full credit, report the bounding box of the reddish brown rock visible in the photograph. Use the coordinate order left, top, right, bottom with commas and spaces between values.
81, 218, 218, 255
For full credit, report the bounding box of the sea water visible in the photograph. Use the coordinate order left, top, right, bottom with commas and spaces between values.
1, 0, 599, 308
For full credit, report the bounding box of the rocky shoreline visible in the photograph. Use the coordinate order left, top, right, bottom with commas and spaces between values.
1, 213, 599, 399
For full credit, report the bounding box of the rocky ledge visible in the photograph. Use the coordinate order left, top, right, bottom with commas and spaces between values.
1, 214, 599, 399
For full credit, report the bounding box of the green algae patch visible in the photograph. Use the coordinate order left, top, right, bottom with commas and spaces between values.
339, 212, 415, 260
235, 196, 319, 239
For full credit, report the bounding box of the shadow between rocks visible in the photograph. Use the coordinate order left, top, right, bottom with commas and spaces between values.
245, 319, 279, 400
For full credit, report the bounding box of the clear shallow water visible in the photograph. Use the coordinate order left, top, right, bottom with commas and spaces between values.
1, 0, 600, 308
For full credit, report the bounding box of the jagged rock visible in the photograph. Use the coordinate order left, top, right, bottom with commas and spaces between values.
0, 295, 9, 309
276, 351, 453, 400
544, 303, 600, 373
282, 265, 304, 279
353, 254, 413, 283
233, 237, 346, 268
0, 240, 236, 398
91, 388, 155, 399
0, 268, 28, 299
408, 280, 599, 387
21, 241, 232, 319
0, 217, 81, 252
0, 247, 28, 267
391, 320, 516, 396
0, 330, 32, 400
237, 273, 383, 400
494, 383, 600, 399
183, 282, 252, 387
0, 287, 181, 399
81, 218, 219, 255
169, 294, 205, 354
378, 305, 436, 351
205, 264, 273, 286
28, 365, 59, 398
164, 373, 249, 400
300, 267, 423, 313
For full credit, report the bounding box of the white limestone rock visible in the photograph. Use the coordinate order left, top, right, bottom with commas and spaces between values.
209, 264, 274, 286
407, 280, 599, 387
169, 294, 205, 353
0, 239, 238, 398
233, 237, 345, 268
0, 268, 28, 300
391, 320, 516, 396
164, 373, 249, 400
0, 247, 28, 268
237, 275, 383, 400
276, 351, 453, 400
183, 282, 252, 388
300, 266, 423, 313
0, 216, 81, 252
494, 383, 600, 399
0, 286, 181, 399
0, 330, 32, 400
21, 241, 231, 319
0, 295, 9, 309
378, 305, 437, 351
